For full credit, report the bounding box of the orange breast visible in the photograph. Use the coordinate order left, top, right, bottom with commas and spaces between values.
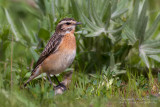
59, 33, 76, 51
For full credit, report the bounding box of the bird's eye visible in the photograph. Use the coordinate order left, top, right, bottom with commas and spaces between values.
66, 22, 71, 25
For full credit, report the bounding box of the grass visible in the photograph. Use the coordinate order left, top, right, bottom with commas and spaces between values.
1, 69, 160, 107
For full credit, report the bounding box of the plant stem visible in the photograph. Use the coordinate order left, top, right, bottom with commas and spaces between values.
10, 34, 13, 90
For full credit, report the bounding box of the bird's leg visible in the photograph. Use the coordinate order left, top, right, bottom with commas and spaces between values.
54, 75, 66, 91
47, 74, 53, 85
54, 75, 60, 84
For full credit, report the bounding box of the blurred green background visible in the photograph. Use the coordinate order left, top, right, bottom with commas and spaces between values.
0, 0, 160, 106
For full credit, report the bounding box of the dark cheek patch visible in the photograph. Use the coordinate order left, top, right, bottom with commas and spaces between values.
61, 25, 67, 30
68, 28, 72, 31
61, 25, 72, 32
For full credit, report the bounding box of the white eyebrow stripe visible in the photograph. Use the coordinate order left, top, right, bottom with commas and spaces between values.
58, 20, 75, 25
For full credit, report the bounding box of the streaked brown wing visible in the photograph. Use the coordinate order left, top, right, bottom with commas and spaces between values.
32, 33, 64, 73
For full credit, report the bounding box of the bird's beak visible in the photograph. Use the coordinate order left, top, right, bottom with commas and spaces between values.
75, 22, 82, 25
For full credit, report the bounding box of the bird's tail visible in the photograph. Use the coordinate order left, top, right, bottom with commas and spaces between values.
24, 66, 42, 87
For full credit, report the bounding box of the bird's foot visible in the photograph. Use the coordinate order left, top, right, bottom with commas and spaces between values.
54, 83, 67, 95
55, 83, 67, 91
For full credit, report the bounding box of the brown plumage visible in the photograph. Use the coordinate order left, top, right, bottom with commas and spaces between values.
24, 18, 81, 87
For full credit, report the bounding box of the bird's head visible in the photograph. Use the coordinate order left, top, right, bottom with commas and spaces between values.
56, 18, 81, 34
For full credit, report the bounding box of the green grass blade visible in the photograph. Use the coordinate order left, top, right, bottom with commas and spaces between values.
111, 8, 128, 19
88, 0, 96, 24
29, 47, 39, 61
70, 0, 80, 20
110, 52, 115, 68
22, 21, 34, 44
149, 55, 160, 62
136, 16, 148, 44
104, 3, 111, 30
91, 0, 104, 27
101, 0, 109, 20
143, 48, 160, 55
144, 14, 160, 40
4, 9, 20, 41
139, 49, 150, 68
111, 0, 118, 13
142, 40, 160, 48
124, 26, 137, 45
106, 25, 124, 34
129, 0, 139, 31
82, 13, 101, 31
135, 0, 148, 41
85, 28, 105, 37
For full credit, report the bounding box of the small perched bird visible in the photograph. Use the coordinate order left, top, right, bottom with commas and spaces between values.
24, 18, 81, 88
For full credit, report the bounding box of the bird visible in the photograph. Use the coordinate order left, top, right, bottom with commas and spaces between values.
24, 18, 81, 88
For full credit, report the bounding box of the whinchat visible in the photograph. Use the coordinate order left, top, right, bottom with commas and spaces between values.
24, 18, 81, 88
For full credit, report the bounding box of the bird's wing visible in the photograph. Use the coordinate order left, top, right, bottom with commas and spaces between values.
32, 33, 64, 73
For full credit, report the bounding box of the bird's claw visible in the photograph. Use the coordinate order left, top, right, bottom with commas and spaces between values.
54, 83, 67, 95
